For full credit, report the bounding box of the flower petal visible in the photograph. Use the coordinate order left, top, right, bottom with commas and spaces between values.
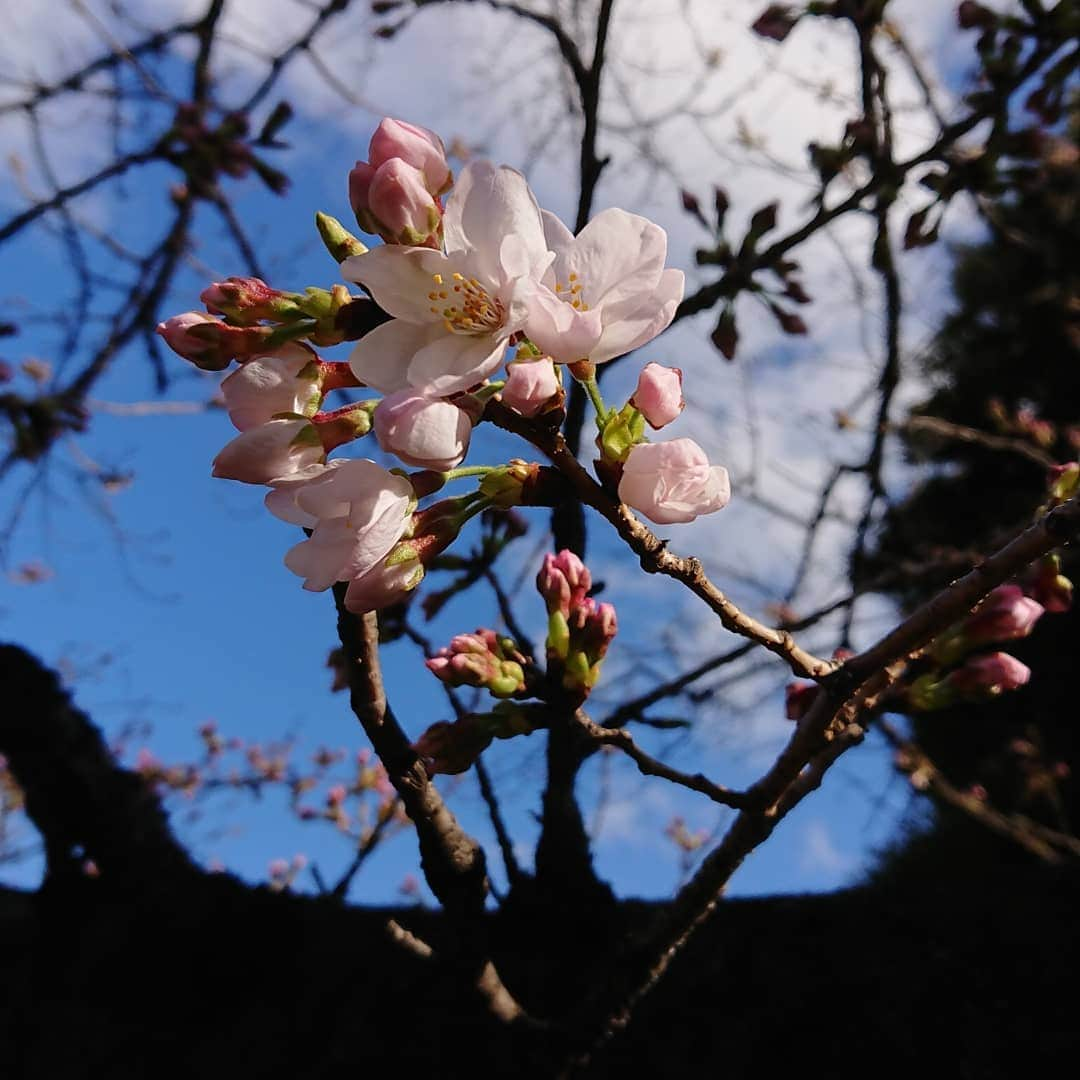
341, 245, 450, 322
522, 284, 603, 365
592, 269, 683, 364
564, 209, 668, 311
349, 319, 436, 393
407, 330, 508, 396
443, 160, 547, 283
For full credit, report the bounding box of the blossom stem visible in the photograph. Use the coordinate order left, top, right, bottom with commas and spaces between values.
455, 491, 495, 527
469, 380, 506, 403
581, 375, 608, 425
441, 465, 498, 482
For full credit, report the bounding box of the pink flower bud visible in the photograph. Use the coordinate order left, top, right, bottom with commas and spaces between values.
374, 389, 472, 470
212, 417, 325, 484
537, 550, 592, 617
326, 784, 347, 806
618, 438, 731, 525
630, 363, 684, 429
364, 159, 442, 246
155, 312, 224, 366
310, 401, 377, 452
220, 345, 322, 431
348, 160, 374, 211
785, 681, 818, 720
268, 858, 289, 878
965, 585, 1044, 645
425, 629, 525, 697
368, 118, 451, 195
948, 652, 1031, 696
156, 312, 274, 370
200, 277, 289, 324
1027, 555, 1073, 613
502, 358, 561, 417
574, 600, 618, 664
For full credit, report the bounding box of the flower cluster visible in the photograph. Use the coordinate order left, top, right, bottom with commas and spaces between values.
160, 117, 733, 614
412, 549, 617, 775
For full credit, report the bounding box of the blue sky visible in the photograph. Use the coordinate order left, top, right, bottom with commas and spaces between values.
0, 0, 976, 904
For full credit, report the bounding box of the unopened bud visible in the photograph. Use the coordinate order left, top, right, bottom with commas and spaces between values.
200, 277, 299, 324
310, 400, 377, 452
316, 212, 368, 263
536, 549, 591, 617
479, 460, 540, 508
947, 652, 1031, 698
1027, 554, 1073, 613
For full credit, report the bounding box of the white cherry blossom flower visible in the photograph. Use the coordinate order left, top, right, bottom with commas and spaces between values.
212, 418, 324, 485
618, 438, 730, 525
282, 460, 414, 591
342, 160, 552, 397
220, 345, 322, 431
523, 208, 684, 366
373, 389, 473, 471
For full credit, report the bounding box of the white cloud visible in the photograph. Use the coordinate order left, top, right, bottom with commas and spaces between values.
799, 817, 857, 875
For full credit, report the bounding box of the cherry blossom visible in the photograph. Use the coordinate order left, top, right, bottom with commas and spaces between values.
220, 345, 322, 431
501, 356, 561, 417
212, 418, 325, 484
618, 438, 731, 525
342, 160, 551, 397
355, 158, 442, 247
522, 208, 684, 366
349, 119, 451, 206
282, 460, 414, 591
343, 550, 424, 614
373, 389, 473, 471
631, 362, 684, 430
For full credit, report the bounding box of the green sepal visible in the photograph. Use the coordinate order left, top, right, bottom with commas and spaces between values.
599, 402, 646, 464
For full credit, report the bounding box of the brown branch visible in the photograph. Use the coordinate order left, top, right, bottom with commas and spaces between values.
601, 595, 855, 729
0, 142, 166, 246
674, 29, 1069, 326
332, 594, 528, 1025
878, 718, 1080, 863
0, 20, 197, 118
474, 757, 524, 888
569, 491, 1080, 1067
575, 714, 750, 811
239, 0, 358, 113
900, 415, 1058, 470
330, 797, 403, 899
487, 401, 834, 679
